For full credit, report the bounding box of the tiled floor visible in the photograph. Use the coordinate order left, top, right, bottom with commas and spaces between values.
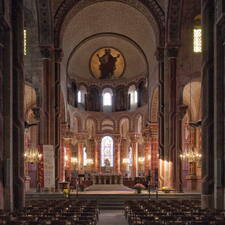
98, 210, 128, 225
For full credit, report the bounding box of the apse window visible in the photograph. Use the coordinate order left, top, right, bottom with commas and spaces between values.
193, 28, 202, 53
103, 92, 112, 106
24, 29, 27, 55
77, 90, 81, 103
83, 147, 87, 166
101, 136, 114, 167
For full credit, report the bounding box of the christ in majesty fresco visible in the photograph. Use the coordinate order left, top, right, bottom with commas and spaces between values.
97, 48, 120, 79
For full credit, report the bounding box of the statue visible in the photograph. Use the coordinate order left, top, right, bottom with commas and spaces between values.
104, 158, 111, 173
97, 48, 120, 79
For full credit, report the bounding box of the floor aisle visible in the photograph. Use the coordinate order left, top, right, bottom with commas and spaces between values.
98, 210, 128, 225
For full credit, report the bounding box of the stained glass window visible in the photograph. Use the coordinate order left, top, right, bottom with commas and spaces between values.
193, 28, 202, 53
83, 147, 87, 166
129, 147, 132, 166
101, 136, 114, 167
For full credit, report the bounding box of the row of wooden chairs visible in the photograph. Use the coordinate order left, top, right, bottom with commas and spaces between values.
124, 200, 225, 225
0, 199, 99, 225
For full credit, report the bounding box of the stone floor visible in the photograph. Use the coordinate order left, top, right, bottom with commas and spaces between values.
98, 210, 128, 225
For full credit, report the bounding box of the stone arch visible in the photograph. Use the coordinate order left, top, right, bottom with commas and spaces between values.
119, 117, 130, 139
134, 113, 143, 134
86, 117, 97, 139
101, 118, 115, 132
54, 0, 165, 47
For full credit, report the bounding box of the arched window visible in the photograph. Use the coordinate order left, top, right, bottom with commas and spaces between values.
128, 85, 138, 110
77, 90, 81, 103
101, 136, 114, 167
102, 88, 113, 112
193, 15, 202, 53
83, 146, 87, 166
129, 147, 132, 167
103, 92, 112, 106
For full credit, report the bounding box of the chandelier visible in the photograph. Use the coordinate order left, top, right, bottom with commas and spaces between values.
180, 148, 202, 162
24, 147, 42, 163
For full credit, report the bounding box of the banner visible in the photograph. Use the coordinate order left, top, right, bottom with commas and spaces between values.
43, 145, 55, 190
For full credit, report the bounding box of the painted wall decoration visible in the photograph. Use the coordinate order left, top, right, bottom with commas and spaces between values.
90, 47, 125, 79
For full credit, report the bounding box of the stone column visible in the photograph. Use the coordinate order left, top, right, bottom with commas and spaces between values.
12, 0, 25, 209
201, 0, 214, 209
77, 137, 84, 173
0, 22, 4, 210
120, 138, 127, 176
54, 49, 62, 190
130, 134, 139, 177
95, 137, 101, 173
114, 135, 121, 175
143, 130, 151, 176
164, 47, 179, 189
155, 47, 165, 187
214, 0, 224, 210
176, 105, 188, 192
40, 47, 54, 145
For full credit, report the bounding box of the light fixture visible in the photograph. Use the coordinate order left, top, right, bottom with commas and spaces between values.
86, 158, 94, 165
71, 157, 78, 164
122, 158, 130, 164
24, 147, 42, 163
180, 150, 202, 162
138, 157, 145, 163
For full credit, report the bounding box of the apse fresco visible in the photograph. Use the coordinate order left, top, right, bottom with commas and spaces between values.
90, 47, 125, 79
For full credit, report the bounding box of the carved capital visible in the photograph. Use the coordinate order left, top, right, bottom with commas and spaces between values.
40, 46, 53, 59
55, 48, 63, 63
166, 47, 179, 58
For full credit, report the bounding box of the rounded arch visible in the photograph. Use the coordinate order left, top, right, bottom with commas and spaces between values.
71, 113, 82, 132
134, 113, 143, 133
86, 118, 97, 139
119, 117, 130, 138
183, 81, 201, 122
101, 118, 115, 132
54, 0, 165, 46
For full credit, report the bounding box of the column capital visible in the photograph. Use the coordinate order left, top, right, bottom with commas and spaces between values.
129, 133, 140, 143
113, 135, 121, 143
166, 46, 179, 58
155, 47, 164, 62
55, 48, 63, 63
40, 46, 54, 59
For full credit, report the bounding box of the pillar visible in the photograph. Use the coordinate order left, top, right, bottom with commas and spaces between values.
54, 49, 62, 190
114, 135, 121, 175
0, 25, 4, 209
12, 0, 25, 209
201, 0, 214, 209
176, 105, 188, 192
120, 138, 127, 176
130, 134, 139, 177
143, 130, 151, 176
156, 47, 165, 186
77, 137, 84, 173
95, 137, 101, 173
214, 0, 224, 210
164, 47, 179, 189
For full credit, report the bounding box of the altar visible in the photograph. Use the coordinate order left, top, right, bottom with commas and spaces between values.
93, 175, 122, 185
